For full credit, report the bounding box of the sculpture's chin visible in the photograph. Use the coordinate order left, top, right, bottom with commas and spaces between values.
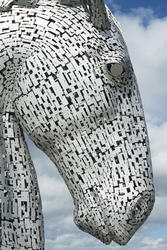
100, 237, 112, 245
95, 226, 133, 246
89, 231, 114, 245
95, 228, 131, 246
112, 231, 133, 246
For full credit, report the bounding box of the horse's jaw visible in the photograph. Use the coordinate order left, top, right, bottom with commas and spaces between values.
43, 144, 154, 245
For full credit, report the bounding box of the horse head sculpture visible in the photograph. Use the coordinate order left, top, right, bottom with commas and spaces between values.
0, 0, 155, 249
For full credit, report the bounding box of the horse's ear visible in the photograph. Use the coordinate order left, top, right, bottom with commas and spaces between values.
82, 0, 111, 30
0, 0, 15, 11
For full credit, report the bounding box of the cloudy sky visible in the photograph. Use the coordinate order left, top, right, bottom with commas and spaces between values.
25, 0, 167, 249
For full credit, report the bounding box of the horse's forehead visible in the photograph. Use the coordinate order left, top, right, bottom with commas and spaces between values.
55, 18, 126, 62
57, 10, 126, 56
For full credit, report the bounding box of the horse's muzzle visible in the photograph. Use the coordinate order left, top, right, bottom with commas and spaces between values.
74, 191, 155, 245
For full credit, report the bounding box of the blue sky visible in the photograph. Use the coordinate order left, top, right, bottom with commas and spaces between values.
26, 1, 167, 250
105, 0, 167, 18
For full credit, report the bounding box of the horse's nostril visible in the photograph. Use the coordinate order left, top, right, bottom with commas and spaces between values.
129, 193, 155, 225
132, 205, 143, 221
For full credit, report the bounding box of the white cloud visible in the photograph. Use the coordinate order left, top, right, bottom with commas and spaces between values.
149, 196, 167, 222
135, 236, 167, 250
148, 122, 167, 176
39, 176, 66, 199
146, 121, 167, 196
38, 175, 73, 215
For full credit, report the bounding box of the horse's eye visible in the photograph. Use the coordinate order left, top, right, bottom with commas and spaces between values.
107, 63, 124, 77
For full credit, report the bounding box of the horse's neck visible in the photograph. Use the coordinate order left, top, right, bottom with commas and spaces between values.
0, 91, 45, 248
0, 33, 44, 246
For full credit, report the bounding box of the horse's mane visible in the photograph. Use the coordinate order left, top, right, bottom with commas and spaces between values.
0, 0, 81, 10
